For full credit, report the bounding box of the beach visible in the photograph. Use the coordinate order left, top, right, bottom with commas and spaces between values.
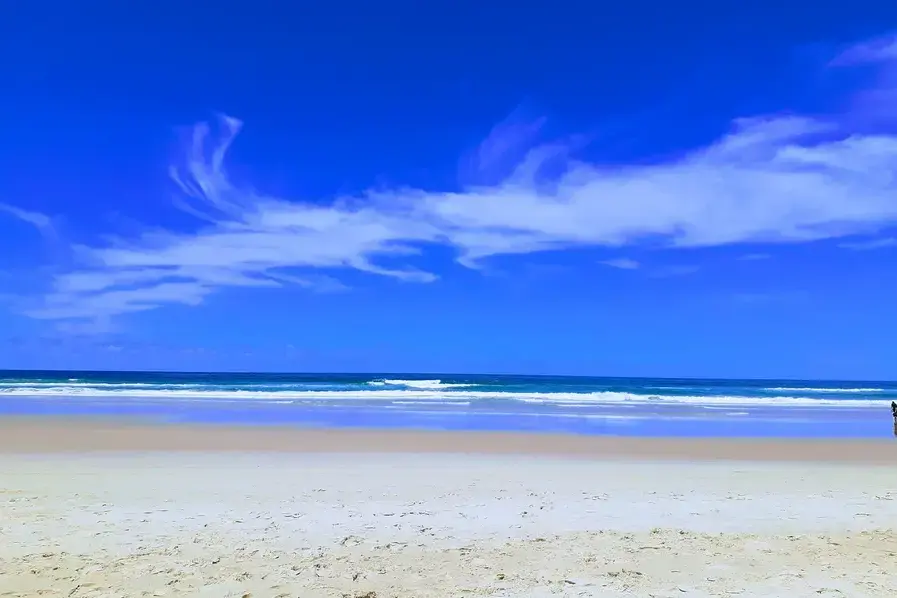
2, 420, 897, 597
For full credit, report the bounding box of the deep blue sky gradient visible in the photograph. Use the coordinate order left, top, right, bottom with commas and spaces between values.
1, 2, 896, 379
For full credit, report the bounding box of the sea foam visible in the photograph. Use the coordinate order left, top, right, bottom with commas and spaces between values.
0, 384, 889, 407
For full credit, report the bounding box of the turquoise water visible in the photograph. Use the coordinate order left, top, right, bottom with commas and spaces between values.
1, 371, 895, 438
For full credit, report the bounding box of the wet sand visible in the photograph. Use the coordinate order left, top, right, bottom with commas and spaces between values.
0, 417, 895, 462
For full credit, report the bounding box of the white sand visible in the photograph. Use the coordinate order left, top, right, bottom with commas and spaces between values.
1, 453, 896, 597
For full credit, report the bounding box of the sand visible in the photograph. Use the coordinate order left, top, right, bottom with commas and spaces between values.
2, 419, 897, 462
1, 421, 897, 597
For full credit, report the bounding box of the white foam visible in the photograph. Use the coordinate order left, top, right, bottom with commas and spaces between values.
390, 400, 472, 406
765, 387, 885, 393
372, 379, 477, 389
0, 386, 889, 407
0, 382, 185, 388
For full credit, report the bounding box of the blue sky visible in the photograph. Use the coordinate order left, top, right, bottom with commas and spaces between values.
1, 2, 897, 379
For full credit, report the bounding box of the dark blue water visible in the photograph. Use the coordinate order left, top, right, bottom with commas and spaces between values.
1, 370, 894, 438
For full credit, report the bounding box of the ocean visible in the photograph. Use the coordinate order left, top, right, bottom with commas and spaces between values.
1, 370, 895, 439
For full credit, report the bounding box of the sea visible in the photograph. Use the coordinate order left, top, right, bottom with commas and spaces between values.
1, 370, 895, 439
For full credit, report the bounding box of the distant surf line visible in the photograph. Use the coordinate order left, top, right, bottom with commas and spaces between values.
0, 386, 890, 407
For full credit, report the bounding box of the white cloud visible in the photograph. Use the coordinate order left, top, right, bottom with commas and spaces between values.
13, 34, 897, 325
0, 203, 54, 236
600, 258, 640, 270
838, 237, 897, 250
738, 253, 771, 261
830, 33, 897, 66
830, 33, 897, 126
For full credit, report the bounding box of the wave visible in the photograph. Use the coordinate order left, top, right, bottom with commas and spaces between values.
764, 387, 885, 393
0, 385, 889, 407
390, 400, 472, 406
0, 381, 361, 391
0, 382, 179, 388
366, 379, 477, 389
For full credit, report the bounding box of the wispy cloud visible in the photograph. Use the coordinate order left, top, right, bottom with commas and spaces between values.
600, 258, 640, 270
830, 32, 897, 126
838, 237, 897, 250
738, 253, 771, 261
462, 107, 549, 186
12, 34, 897, 325
0, 203, 54, 236
830, 34, 897, 66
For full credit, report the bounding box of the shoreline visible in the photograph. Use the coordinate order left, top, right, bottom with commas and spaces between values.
1, 417, 896, 462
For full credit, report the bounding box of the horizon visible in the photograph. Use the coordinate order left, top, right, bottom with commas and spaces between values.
2, 4, 896, 380
1, 368, 895, 384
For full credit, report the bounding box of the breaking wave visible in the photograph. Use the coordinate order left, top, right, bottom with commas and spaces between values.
366, 379, 477, 389
0, 384, 889, 407
764, 387, 885, 393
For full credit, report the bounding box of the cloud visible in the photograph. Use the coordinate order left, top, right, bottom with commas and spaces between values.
14, 34, 897, 325
830, 32, 897, 126
838, 237, 897, 250
830, 34, 897, 66
461, 107, 549, 186
0, 203, 54, 236
600, 258, 640, 270
738, 253, 771, 261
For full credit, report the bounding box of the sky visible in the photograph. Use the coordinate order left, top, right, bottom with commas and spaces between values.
1, 2, 896, 379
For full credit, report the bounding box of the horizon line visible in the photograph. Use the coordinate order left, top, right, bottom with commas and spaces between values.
0, 368, 894, 385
